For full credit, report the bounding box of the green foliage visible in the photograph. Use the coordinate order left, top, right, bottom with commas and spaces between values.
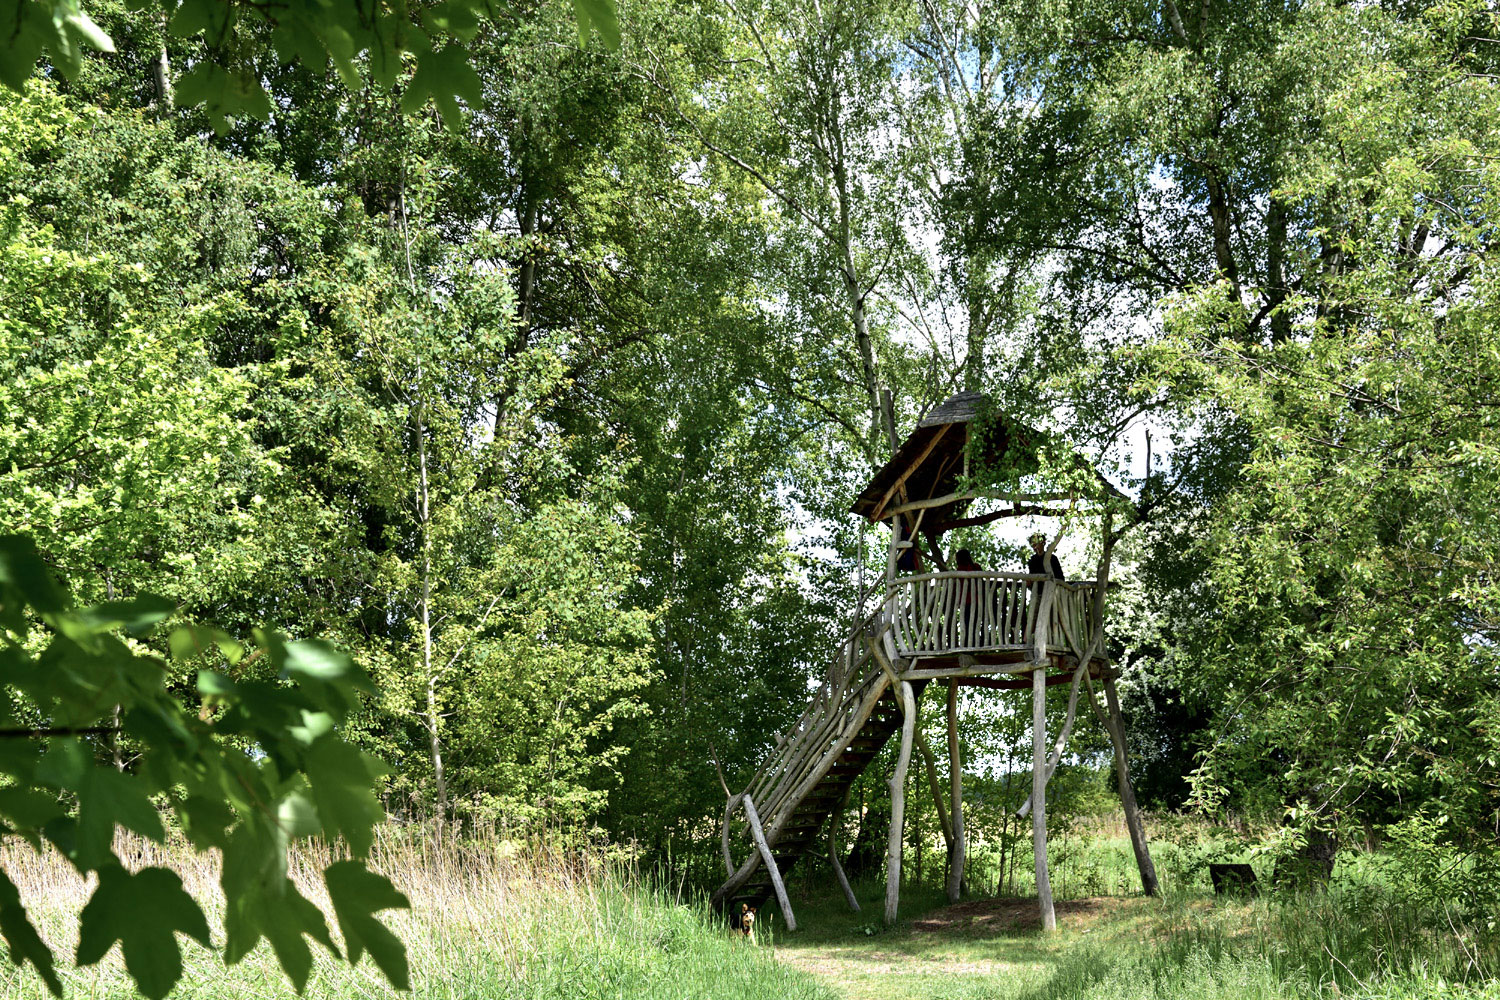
0, 0, 620, 130
1128, 2, 1500, 900
0, 533, 408, 997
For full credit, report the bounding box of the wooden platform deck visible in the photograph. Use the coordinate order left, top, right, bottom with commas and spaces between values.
713, 573, 1108, 917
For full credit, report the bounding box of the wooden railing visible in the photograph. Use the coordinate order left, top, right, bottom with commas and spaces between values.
886, 572, 1100, 660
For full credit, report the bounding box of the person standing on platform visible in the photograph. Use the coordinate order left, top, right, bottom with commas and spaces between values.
1024, 532, 1064, 649
1026, 532, 1064, 580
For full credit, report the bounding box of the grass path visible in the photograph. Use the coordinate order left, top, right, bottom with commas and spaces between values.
766, 887, 1159, 1000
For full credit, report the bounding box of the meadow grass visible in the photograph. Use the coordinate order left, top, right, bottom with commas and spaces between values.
2, 819, 1496, 1000
0, 827, 835, 1000
766, 823, 1500, 1000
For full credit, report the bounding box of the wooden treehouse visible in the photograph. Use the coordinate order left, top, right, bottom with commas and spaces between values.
711, 392, 1158, 931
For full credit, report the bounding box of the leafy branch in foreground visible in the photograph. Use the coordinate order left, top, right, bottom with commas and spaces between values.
0, 0, 619, 130
0, 534, 408, 998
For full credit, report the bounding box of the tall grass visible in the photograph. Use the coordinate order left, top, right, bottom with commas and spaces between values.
0, 826, 834, 1000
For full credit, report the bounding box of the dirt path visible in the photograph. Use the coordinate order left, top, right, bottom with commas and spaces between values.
772, 897, 1144, 1000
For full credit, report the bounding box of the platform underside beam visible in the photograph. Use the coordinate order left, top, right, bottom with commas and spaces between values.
898, 651, 1112, 683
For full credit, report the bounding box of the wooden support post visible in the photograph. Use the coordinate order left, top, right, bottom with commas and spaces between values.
829, 788, 861, 913
884, 679, 916, 926
1032, 581, 1054, 662
1016, 660, 1091, 819
1031, 665, 1056, 931
945, 680, 966, 903
721, 793, 742, 877
914, 728, 953, 851
1103, 674, 1159, 897
742, 794, 797, 931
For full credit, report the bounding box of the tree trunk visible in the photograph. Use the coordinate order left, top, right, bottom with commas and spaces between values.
1205, 169, 1241, 301
1032, 666, 1056, 931
416, 408, 448, 832
884, 680, 916, 926
1266, 198, 1291, 342
945, 680, 966, 902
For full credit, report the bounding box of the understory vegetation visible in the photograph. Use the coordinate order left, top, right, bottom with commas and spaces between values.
0, 830, 832, 1000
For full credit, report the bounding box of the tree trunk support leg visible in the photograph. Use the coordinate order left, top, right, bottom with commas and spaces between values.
742, 794, 797, 931
721, 793, 742, 878
946, 679, 966, 903
829, 788, 861, 913
1032, 665, 1056, 931
884, 679, 916, 926
1103, 674, 1159, 897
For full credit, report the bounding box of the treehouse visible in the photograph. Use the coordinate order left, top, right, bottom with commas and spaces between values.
712, 392, 1158, 932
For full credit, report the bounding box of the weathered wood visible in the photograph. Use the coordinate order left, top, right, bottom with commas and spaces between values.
748, 626, 879, 811
913, 726, 953, 849
1017, 657, 1092, 819
828, 788, 861, 913
881, 490, 1077, 518
945, 680, 966, 903
1103, 673, 1159, 897
722, 793, 743, 877
742, 794, 796, 931
884, 680, 916, 926
953, 674, 1065, 691
1032, 582, 1055, 664
870, 423, 951, 521
901, 660, 1040, 681
755, 667, 891, 841
893, 570, 1044, 585
1032, 666, 1056, 931
713, 670, 892, 907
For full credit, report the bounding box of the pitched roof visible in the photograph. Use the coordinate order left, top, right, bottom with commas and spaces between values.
850, 393, 1004, 523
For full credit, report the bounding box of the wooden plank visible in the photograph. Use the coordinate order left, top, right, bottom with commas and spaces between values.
870, 424, 951, 521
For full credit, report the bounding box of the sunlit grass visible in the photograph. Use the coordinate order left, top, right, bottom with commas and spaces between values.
768, 827, 1500, 1000
4, 819, 1496, 1000
0, 827, 834, 1000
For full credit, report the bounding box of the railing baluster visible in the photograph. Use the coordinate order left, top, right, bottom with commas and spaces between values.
877, 571, 1104, 660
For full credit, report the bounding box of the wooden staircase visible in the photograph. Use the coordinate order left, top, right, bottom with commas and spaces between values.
713, 608, 919, 913
731, 680, 928, 909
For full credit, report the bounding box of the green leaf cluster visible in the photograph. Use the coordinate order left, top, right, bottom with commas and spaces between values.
0, 534, 409, 997
0, 0, 619, 130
